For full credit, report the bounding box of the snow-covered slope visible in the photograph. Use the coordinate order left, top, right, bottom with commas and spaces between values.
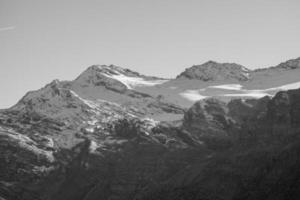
12, 65, 184, 124
73, 65, 168, 91
134, 57, 300, 106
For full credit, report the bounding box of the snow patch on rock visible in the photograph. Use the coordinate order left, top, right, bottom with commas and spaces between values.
266, 81, 300, 91
222, 92, 271, 98
102, 71, 168, 89
209, 84, 243, 90
179, 90, 208, 101
89, 140, 98, 153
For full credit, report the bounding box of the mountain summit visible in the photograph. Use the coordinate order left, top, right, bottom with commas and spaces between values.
176, 61, 251, 81
74, 64, 167, 91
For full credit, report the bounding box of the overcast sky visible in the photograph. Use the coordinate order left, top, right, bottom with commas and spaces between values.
1, 0, 300, 108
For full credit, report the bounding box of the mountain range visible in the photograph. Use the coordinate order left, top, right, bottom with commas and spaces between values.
1, 57, 300, 200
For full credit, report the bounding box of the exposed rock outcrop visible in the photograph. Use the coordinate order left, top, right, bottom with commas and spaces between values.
176, 61, 250, 81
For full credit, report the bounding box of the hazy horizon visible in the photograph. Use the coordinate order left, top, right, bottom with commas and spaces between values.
1, 0, 300, 108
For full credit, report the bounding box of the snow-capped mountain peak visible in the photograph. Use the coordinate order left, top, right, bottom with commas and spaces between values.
8, 57, 300, 125
73, 64, 167, 91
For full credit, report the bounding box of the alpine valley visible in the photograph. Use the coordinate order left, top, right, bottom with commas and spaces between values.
1, 57, 300, 200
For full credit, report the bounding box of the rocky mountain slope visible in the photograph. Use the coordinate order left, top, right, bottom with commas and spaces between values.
176, 61, 250, 81
1, 57, 300, 200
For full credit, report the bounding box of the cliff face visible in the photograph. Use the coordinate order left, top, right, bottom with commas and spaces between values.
138, 88, 300, 200
183, 88, 300, 137
266, 89, 300, 134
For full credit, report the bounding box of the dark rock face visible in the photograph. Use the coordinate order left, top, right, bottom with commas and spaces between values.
0, 108, 200, 200
266, 89, 300, 133
140, 138, 300, 200
183, 98, 233, 137
176, 61, 250, 81
138, 88, 300, 200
